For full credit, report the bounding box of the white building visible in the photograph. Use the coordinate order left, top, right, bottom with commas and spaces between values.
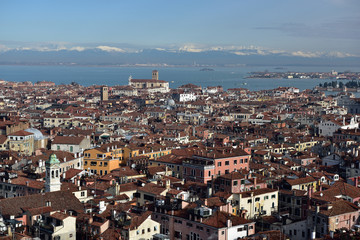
172, 92, 197, 102
51, 135, 90, 153
233, 188, 278, 219
318, 116, 359, 137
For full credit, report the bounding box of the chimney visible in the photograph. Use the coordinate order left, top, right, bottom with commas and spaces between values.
64, 157, 66, 162
253, 177, 257, 188
165, 179, 171, 189
308, 185, 313, 198
355, 177, 359, 187
227, 219, 232, 227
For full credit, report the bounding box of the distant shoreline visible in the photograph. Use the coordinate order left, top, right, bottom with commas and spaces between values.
1, 63, 360, 68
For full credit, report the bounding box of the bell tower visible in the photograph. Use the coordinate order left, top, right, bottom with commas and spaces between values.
101, 86, 108, 101
45, 154, 62, 192
152, 70, 159, 80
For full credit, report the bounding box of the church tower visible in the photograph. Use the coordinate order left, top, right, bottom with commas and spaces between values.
152, 70, 159, 80
101, 86, 108, 101
45, 154, 62, 192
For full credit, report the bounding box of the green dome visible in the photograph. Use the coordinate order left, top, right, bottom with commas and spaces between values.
46, 154, 60, 166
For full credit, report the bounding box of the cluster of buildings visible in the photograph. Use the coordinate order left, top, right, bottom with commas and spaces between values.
0, 70, 360, 239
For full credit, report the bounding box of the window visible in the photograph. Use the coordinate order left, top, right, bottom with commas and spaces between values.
218, 162, 221, 167
148, 228, 151, 232
233, 180, 238, 186
234, 160, 237, 165
255, 197, 260, 202
271, 194, 276, 199
225, 161, 229, 166
142, 229, 145, 234
248, 199, 252, 203
264, 196, 269, 200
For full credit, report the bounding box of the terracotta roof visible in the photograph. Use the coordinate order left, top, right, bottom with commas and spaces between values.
0, 135, 7, 144
51, 212, 70, 220
52, 136, 85, 145
318, 200, 360, 216
10, 177, 44, 189
131, 79, 167, 83
220, 171, 246, 180
202, 211, 253, 228
286, 176, 316, 186
63, 168, 83, 180
240, 188, 278, 198
8, 130, 33, 136
138, 183, 167, 195
124, 211, 153, 230
0, 191, 83, 217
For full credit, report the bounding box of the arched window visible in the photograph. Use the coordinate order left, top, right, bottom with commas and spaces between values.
51, 170, 54, 178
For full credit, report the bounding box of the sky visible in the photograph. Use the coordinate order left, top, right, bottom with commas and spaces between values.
0, 0, 359, 56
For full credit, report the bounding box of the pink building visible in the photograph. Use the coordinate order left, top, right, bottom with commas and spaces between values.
183, 148, 251, 184
308, 200, 360, 239
152, 201, 255, 240
212, 171, 267, 194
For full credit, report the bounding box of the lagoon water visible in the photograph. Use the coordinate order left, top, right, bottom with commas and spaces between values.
0, 65, 359, 91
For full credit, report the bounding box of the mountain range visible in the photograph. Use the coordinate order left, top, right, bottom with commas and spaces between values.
0, 47, 359, 67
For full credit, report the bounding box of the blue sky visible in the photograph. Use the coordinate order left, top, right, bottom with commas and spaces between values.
0, 0, 359, 56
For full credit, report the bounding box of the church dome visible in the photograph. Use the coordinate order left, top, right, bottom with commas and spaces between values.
25, 128, 45, 140
46, 154, 60, 166
167, 99, 175, 107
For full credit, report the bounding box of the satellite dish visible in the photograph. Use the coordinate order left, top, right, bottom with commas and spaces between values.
131, 164, 136, 169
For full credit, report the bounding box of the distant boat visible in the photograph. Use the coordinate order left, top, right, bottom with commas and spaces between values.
200, 68, 214, 71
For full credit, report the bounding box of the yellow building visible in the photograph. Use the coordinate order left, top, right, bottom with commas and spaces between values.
7, 130, 34, 156
285, 176, 317, 192
293, 139, 319, 152
137, 146, 172, 160
83, 142, 131, 175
